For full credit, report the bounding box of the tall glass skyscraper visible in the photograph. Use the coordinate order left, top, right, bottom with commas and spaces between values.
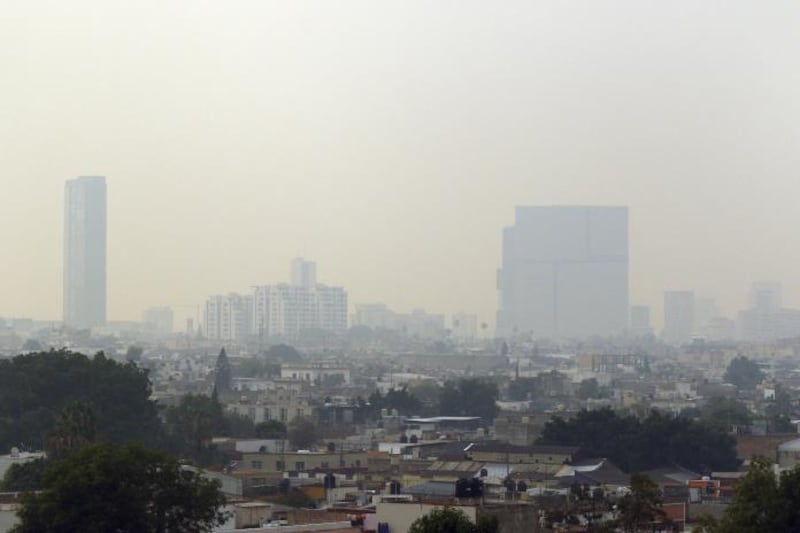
63, 176, 107, 329
496, 206, 629, 339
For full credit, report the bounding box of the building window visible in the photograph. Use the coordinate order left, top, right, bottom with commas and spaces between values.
295, 461, 305, 471
251, 461, 263, 470
276, 460, 284, 470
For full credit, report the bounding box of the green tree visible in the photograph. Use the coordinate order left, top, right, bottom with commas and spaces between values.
439, 378, 499, 423
0, 350, 161, 451
768, 414, 795, 433
1, 458, 46, 492
11, 443, 226, 533
370, 387, 423, 416
45, 400, 96, 460
224, 413, 257, 438
288, 417, 317, 450
507, 377, 537, 401
765, 386, 795, 433
213, 348, 232, 394
617, 473, 665, 532
700, 457, 800, 532
165, 394, 227, 463
409, 506, 494, 533
321, 373, 346, 387
538, 408, 739, 472
255, 420, 287, 439
264, 344, 303, 362
724, 356, 764, 390
699, 397, 751, 432
125, 345, 144, 363
406, 380, 443, 415
703, 457, 780, 532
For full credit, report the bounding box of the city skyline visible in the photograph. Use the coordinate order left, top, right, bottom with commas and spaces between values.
5, 176, 800, 335
5, 2, 800, 330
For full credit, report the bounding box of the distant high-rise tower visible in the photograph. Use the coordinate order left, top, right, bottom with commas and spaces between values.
496, 206, 629, 339
63, 176, 107, 329
291, 257, 317, 289
663, 290, 695, 345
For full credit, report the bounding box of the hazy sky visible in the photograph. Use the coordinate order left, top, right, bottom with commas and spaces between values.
3, 1, 800, 330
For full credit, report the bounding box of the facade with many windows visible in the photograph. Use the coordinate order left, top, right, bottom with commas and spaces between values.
204, 293, 253, 341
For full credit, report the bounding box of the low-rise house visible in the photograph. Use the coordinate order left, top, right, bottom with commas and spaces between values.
227, 387, 315, 424
464, 442, 578, 466
240, 450, 369, 475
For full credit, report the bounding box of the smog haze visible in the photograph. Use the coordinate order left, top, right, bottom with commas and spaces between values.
3, 0, 800, 329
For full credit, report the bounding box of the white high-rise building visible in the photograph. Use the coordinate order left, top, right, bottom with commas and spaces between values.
496, 206, 629, 339
252, 284, 347, 339
316, 285, 348, 333
251, 259, 347, 339
205, 293, 253, 341
63, 176, 107, 329
352, 303, 396, 330
291, 257, 317, 289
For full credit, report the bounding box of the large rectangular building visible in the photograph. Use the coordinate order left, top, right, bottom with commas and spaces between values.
662, 290, 695, 345
205, 293, 253, 342
252, 284, 347, 339
496, 206, 628, 339
63, 176, 107, 329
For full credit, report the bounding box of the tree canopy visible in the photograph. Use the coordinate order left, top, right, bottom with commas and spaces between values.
698, 457, 800, 533
723, 356, 764, 390
439, 378, 499, 423
255, 420, 288, 439
287, 417, 317, 450
699, 397, 752, 432
617, 473, 665, 533
264, 344, 303, 362
213, 348, 232, 394
46, 400, 96, 460
0, 350, 161, 452
507, 371, 570, 401
369, 387, 423, 416
11, 442, 227, 533
1, 458, 46, 492
538, 408, 739, 472
164, 393, 228, 464
408, 507, 498, 533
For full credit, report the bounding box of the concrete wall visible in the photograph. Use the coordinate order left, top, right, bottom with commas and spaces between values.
376, 502, 477, 533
